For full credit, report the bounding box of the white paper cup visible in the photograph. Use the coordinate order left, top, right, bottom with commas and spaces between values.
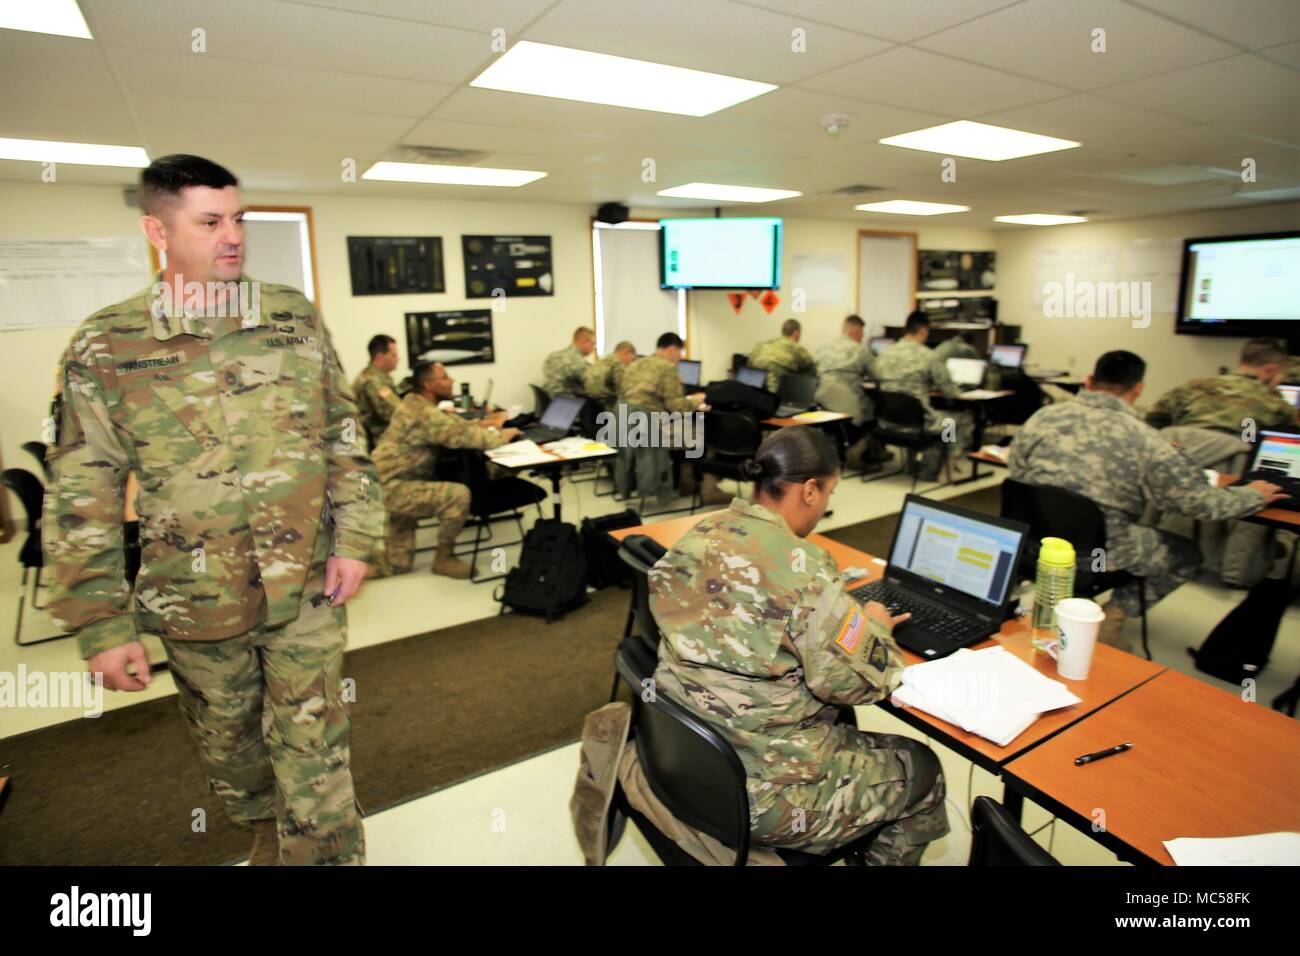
1047, 597, 1105, 680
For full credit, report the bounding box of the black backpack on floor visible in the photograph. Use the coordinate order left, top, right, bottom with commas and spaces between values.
1189, 577, 1296, 684
498, 518, 589, 622
580, 508, 642, 590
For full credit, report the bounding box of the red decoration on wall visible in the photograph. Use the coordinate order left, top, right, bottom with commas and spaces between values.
726, 292, 745, 314
747, 289, 762, 300
758, 290, 780, 314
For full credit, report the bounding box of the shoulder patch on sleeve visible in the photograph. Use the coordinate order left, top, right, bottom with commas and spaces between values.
833, 608, 866, 655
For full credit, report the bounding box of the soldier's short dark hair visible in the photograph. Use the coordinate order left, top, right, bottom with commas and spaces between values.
1092, 350, 1146, 391
781, 318, 802, 337
613, 340, 636, 354
140, 155, 239, 217
412, 361, 438, 388
656, 332, 684, 350
368, 334, 396, 359
741, 427, 840, 499
843, 314, 865, 330
573, 326, 595, 342
1241, 338, 1285, 367
904, 310, 930, 335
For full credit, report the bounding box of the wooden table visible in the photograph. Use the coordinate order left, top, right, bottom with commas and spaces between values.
489, 444, 617, 521
760, 410, 851, 428
1002, 668, 1300, 865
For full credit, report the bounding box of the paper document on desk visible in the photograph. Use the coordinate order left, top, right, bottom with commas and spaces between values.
791, 410, 842, 423
485, 440, 555, 468
543, 436, 615, 459
978, 444, 1010, 463
891, 647, 1081, 746
1164, 833, 1300, 866
959, 389, 1008, 401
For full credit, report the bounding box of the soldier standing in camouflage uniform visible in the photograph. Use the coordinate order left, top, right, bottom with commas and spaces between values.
583, 340, 636, 410
748, 318, 816, 393
650, 427, 948, 862
351, 333, 403, 446
1010, 351, 1284, 648
541, 326, 595, 398
43, 155, 384, 865
372, 361, 521, 579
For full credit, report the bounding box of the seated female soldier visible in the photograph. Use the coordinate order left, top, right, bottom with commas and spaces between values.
648, 426, 949, 863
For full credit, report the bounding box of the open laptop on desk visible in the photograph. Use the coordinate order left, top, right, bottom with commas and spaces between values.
518, 394, 583, 444
946, 357, 988, 391
1233, 429, 1300, 510
775, 372, 818, 417
678, 359, 701, 388
869, 336, 895, 356
737, 365, 767, 389
990, 344, 1027, 369
850, 495, 1029, 659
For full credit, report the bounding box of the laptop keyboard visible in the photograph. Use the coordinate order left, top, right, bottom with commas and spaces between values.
849, 580, 988, 643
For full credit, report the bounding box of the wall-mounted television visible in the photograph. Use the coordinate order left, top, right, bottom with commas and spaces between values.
1176, 231, 1300, 338
660, 217, 782, 289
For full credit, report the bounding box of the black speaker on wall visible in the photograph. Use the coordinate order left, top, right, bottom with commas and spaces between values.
596, 202, 629, 225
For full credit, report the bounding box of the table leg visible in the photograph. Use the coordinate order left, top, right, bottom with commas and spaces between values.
550, 468, 563, 521
953, 401, 986, 486
1002, 785, 1024, 823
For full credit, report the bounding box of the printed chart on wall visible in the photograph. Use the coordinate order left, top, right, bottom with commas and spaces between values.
406, 309, 494, 367
462, 235, 553, 298
347, 236, 444, 295
0, 238, 151, 330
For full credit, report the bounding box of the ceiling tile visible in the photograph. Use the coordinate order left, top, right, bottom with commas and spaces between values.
1093, 54, 1300, 121
738, 0, 1026, 43
1127, 0, 1300, 50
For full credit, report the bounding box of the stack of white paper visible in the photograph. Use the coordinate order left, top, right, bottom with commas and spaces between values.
1164, 833, 1300, 866
485, 440, 556, 468
891, 647, 1081, 746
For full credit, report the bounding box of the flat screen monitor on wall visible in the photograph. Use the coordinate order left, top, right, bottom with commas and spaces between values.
660, 217, 782, 289
1176, 231, 1300, 340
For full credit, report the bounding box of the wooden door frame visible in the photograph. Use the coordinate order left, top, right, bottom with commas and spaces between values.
590, 216, 694, 357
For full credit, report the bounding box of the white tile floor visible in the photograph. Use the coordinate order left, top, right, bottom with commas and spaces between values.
3, 454, 1296, 865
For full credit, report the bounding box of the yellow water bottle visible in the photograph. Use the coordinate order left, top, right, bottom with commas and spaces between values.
1032, 537, 1076, 637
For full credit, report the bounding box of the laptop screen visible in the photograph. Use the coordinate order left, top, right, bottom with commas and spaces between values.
737, 366, 767, 389
888, 497, 1025, 609
539, 395, 584, 430
779, 372, 817, 405
946, 357, 987, 387
678, 359, 701, 387
1278, 384, 1300, 409
1252, 430, 1300, 479
990, 344, 1026, 368
869, 336, 895, 355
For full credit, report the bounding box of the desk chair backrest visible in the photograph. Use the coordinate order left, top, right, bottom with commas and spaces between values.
614, 636, 752, 866
21, 441, 51, 482
985, 373, 1045, 427
529, 384, 551, 418
619, 534, 666, 657
968, 796, 1060, 866
1000, 478, 1109, 569
577, 398, 602, 440
730, 353, 748, 374
1, 468, 45, 569
874, 390, 927, 428
702, 411, 761, 459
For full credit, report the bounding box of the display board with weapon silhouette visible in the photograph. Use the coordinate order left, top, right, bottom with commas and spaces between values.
461, 235, 553, 298
348, 236, 445, 295
405, 309, 495, 367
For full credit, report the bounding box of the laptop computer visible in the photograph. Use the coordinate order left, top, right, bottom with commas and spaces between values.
520, 394, 584, 444
850, 495, 1029, 659
463, 379, 493, 419
946, 357, 988, 390
1233, 428, 1300, 511
869, 336, 895, 356
1278, 384, 1300, 410
678, 359, 701, 388
775, 372, 818, 417
990, 344, 1027, 369
737, 366, 767, 389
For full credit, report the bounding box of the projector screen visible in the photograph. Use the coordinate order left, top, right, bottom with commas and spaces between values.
1176, 231, 1300, 337
660, 217, 782, 289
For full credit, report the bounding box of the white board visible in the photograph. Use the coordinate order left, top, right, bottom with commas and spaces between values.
790, 253, 847, 306
0, 238, 152, 331
1032, 247, 1120, 308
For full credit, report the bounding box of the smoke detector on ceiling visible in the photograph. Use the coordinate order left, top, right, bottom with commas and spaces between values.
820, 112, 852, 136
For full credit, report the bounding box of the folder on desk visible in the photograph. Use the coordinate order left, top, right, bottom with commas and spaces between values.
891, 647, 1081, 746
485, 439, 556, 468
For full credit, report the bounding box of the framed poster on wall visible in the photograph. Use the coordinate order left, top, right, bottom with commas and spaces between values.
461, 235, 553, 298
348, 236, 444, 295
405, 309, 494, 367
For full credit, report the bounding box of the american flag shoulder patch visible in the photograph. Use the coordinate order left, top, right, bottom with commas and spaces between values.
833, 609, 865, 655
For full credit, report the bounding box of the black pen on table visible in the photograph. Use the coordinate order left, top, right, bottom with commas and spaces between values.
1075, 742, 1133, 766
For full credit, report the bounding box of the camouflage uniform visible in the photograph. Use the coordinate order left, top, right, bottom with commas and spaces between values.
1281, 356, 1300, 386
371, 392, 508, 574
542, 345, 589, 398
584, 353, 627, 410
931, 336, 980, 362
649, 498, 949, 862
1009, 390, 1267, 616
872, 338, 962, 434
1145, 371, 1299, 434
748, 336, 815, 393
814, 335, 876, 425
44, 276, 383, 865
351, 364, 402, 444
618, 356, 697, 414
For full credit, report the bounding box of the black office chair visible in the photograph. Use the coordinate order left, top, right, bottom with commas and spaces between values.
690, 411, 761, 513
984, 372, 1046, 433
21, 441, 51, 482
529, 384, 551, 418
967, 796, 1061, 866
452, 450, 548, 583
1, 468, 70, 647
608, 535, 667, 701
871, 391, 952, 492
1001, 478, 1151, 660
613, 637, 887, 866
730, 353, 748, 375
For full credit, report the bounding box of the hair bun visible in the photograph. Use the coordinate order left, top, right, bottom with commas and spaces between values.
740, 458, 763, 480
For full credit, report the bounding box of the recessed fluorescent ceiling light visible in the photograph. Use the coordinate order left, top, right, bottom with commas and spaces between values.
0, 137, 148, 167
362, 162, 546, 187
471, 40, 775, 116
657, 183, 801, 203
995, 214, 1088, 225
0, 0, 92, 38
880, 121, 1080, 161
855, 200, 969, 216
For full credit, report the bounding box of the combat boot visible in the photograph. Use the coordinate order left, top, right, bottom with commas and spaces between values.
432, 542, 472, 579
248, 819, 279, 866
698, 473, 733, 506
